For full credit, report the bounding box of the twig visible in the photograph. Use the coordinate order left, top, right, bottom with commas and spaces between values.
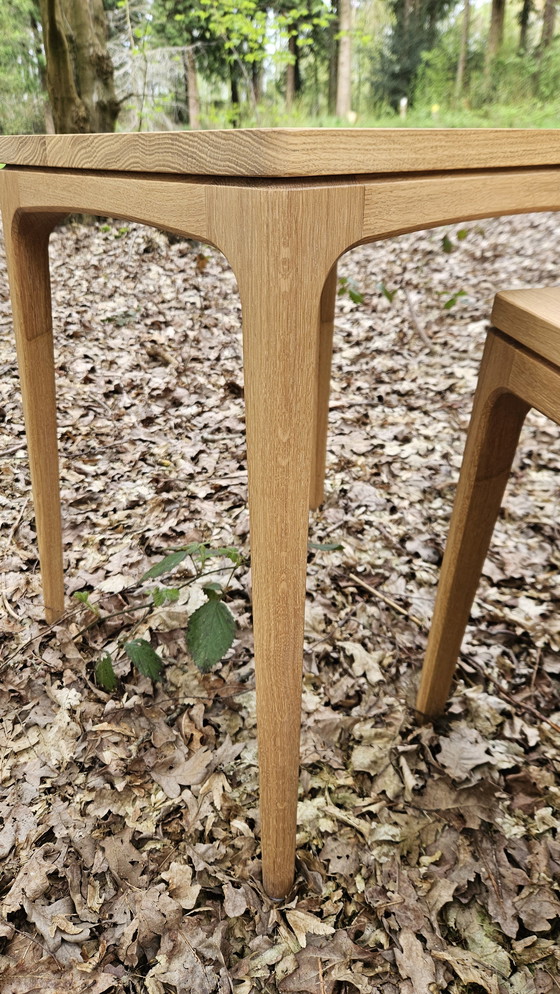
1, 589, 20, 622
460, 655, 560, 736
349, 572, 560, 735
317, 956, 326, 994
404, 287, 433, 350
347, 572, 427, 631
7, 496, 28, 545
0, 607, 81, 673
0, 442, 25, 458
306, 604, 360, 650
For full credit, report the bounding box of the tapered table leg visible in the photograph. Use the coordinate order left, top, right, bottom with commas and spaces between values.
2, 205, 66, 623
416, 332, 530, 718
310, 263, 337, 510
209, 183, 362, 898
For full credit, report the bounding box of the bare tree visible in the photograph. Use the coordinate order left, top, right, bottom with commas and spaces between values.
485, 0, 507, 75
455, 0, 470, 99
336, 0, 352, 118
540, 0, 557, 50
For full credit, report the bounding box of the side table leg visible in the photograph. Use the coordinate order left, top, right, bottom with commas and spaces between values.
241, 265, 319, 900
3, 210, 65, 623
208, 183, 362, 900
310, 263, 337, 510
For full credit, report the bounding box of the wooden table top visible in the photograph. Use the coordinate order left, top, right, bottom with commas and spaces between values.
0, 128, 559, 178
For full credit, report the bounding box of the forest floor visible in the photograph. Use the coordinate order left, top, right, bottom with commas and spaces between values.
0, 210, 560, 994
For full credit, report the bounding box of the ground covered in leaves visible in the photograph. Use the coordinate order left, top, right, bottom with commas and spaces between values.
1, 208, 560, 994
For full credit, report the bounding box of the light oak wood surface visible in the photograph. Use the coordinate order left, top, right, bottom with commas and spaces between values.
417, 289, 560, 718
1, 129, 560, 899
2, 127, 560, 176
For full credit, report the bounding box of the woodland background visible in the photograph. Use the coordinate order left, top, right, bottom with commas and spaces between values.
0, 0, 560, 139
2, 1, 560, 993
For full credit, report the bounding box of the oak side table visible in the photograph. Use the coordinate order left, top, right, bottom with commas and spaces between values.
1, 128, 560, 899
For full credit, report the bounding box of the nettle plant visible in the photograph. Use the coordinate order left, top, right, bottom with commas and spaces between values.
76, 542, 244, 693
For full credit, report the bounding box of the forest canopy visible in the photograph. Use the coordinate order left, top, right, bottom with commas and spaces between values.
0, 0, 559, 135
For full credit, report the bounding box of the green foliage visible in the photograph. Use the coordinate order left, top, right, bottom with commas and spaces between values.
82, 543, 246, 694
151, 586, 180, 607
375, 0, 455, 107
441, 233, 454, 254
124, 639, 164, 680
441, 289, 467, 309
186, 594, 236, 673
308, 540, 343, 551
409, 7, 560, 115
95, 653, 118, 692
338, 276, 365, 304
0, 0, 44, 134
141, 549, 190, 579
83, 535, 341, 693
377, 281, 398, 303
73, 590, 100, 615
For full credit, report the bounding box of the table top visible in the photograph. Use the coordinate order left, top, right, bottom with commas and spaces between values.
1, 128, 559, 178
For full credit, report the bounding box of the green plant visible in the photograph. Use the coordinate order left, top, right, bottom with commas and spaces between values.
338, 276, 365, 304
376, 281, 398, 303
82, 542, 244, 692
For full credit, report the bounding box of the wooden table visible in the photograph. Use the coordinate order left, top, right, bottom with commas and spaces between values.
1, 128, 559, 899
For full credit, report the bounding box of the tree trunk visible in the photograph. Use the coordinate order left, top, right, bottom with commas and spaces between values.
183, 46, 200, 129
328, 1, 338, 115
455, 0, 470, 99
485, 0, 506, 73
230, 68, 240, 127
39, 0, 119, 134
252, 62, 263, 104
518, 0, 532, 51
540, 0, 556, 49
336, 0, 352, 118
286, 34, 297, 108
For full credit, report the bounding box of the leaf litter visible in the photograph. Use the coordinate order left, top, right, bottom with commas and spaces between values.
1, 210, 560, 992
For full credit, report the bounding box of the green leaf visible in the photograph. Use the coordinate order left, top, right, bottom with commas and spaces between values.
308, 541, 343, 551
141, 550, 188, 581
152, 586, 180, 607
124, 639, 163, 681
443, 290, 467, 310
186, 599, 236, 672
203, 546, 243, 566
376, 281, 398, 303
441, 234, 454, 253
337, 276, 364, 304
95, 653, 117, 692
73, 590, 99, 615
202, 581, 224, 599
456, 228, 469, 240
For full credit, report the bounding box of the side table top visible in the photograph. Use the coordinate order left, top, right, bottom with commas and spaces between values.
0, 128, 559, 178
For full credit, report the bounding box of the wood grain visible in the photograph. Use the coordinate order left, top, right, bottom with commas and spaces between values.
11, 169, 208, 241
362, 168, 560, 241
2, 128, 560, 177
0, 173, 66, 622
417, 291, 560, 718
207, 182, 363, 897
310, 264, 338, 510
492, 287, 560, 367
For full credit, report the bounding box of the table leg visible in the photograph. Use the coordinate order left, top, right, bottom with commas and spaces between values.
237, 236, 321, 898
208, 183, 362, 899
3, 209, 65, 623
416, 332, 530, 718
310, 263, 337, 510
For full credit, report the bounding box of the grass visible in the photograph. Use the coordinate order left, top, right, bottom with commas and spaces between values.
193, 100, 560, 131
